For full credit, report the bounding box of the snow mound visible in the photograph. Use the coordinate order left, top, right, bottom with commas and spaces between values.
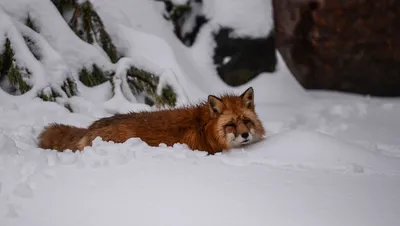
0, 95, 400, 226
202, 0, 273, 38
92, 0, 310, 103
222, 130, 400, 175
33, 128, 400, 176
0, 132, 18, 155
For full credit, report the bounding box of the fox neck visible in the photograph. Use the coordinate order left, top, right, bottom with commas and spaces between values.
197, 104, 228, 154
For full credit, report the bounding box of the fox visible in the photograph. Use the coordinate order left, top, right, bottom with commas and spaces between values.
37, 87, 266, 154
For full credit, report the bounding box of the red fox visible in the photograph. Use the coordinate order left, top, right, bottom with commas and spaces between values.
38, 87, 266, 154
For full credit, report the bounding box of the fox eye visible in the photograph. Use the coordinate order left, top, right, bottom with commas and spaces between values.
243, 119, 251, 124
225, 122, 236, 128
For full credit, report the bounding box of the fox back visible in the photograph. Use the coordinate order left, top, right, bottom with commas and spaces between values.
38, 87, 266, 154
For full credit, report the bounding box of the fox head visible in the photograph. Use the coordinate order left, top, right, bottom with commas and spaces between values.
207, 87, 266, 150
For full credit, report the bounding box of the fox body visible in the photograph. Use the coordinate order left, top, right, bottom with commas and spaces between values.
38, 87, 266, 154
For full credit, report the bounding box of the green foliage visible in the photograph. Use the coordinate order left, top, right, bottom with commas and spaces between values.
55, 0, 119, 63
78, 64, 176, 106
109, 75, 116, 96
8, 64, 32, 94
126, 67, 176, 106
61, 77, 78, 97
0, 38, 32, 95
64, 103, 73, 112
51, 0, 78, 15
37, 86, 74, 112
89, 6, 118, 63
80, 1, 95, 44
169, 4, 191, 22
0, 38, 13, 76
159, 0, 207, 46
161, 0, 192, 22
23, 14, 42, 60
25, 14, 39, 33
38, 1, 178, 107
38, 87, 61, 102
156, 85, 176, 107
79, 64, 111, 87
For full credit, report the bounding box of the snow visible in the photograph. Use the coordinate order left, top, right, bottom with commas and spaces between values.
1, 0, 400, 226
170, 0, 188, 5
92, 0, 304, 103
0, 8, 46, 100
202, 0, 273, 38
2, 85, 400, 226
180, 0, 203, 44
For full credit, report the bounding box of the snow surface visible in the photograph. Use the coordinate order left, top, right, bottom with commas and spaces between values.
202, 0, 273, 38
2, 89, 400, 226
1, 0, 400, 226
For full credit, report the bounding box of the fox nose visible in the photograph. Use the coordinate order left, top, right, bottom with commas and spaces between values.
241, 132, 249, 139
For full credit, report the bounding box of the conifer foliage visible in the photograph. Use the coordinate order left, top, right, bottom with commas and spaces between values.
0, 0, 177, 110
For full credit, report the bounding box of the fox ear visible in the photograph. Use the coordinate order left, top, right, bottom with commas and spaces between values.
240, 87, 254, 109
208, 95, 224, 117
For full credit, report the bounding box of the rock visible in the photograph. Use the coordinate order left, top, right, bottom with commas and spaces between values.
213, 28, 277, 86
273, 0, 400, 96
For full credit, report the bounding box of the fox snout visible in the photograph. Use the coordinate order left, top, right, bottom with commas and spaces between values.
241, 132, 249, 139
227, 128, 259, 148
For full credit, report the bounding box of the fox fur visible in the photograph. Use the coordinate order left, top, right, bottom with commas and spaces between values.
38, 87, 266, 154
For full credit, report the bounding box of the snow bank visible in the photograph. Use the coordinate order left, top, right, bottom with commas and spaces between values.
202, 0, 273, 38
0, 0, 194, 107
190, 24, 310, 103
1, 0, 308, 107
0, 8, 46, 101
0, 75, 400, 226
226, 129, 400, 174
1, 106, 400, 226
93, 0, 310, 103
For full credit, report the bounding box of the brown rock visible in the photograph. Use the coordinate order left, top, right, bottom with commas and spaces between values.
273, 0, 400, 96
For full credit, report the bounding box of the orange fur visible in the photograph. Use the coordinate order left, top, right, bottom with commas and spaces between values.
37, 87, 266, 154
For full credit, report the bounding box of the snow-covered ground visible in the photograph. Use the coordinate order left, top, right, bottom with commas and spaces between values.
1, 86, 400, 226
1, 0, 400, 226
